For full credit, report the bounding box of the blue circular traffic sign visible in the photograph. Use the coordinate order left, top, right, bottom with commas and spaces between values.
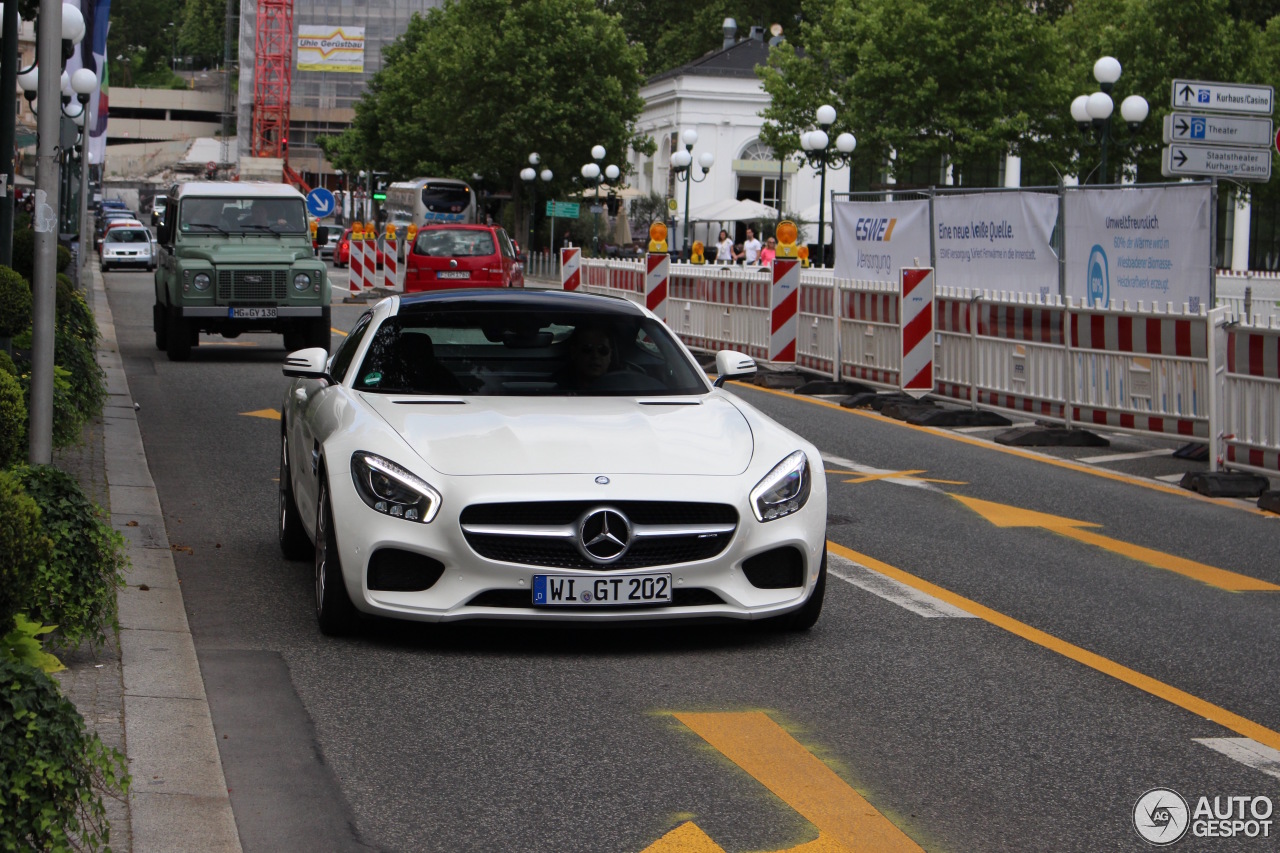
306, 188, 336, 219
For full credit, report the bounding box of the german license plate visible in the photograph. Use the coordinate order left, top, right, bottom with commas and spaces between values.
230, 307, 277, 319
533, 574, 672, 606
437, 270, 470, 279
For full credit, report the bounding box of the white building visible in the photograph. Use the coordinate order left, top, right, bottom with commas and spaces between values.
627, 23, 828, 253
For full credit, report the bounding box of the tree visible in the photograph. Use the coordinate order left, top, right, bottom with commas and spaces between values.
324, 0, 647, 217
607, 0, 803, 74
178, 0, 234, 70
107, 0, 183, 87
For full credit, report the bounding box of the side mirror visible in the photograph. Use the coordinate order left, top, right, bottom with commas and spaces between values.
283, 347, 331, 380
315, 225, 329, 245
713, 350, 757, 387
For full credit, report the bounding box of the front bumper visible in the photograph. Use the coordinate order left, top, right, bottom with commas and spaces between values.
326, 469, 827, 624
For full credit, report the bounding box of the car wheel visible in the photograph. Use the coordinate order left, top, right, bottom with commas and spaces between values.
153, 303, 168, 350
283, 328, 307, 352
307, 318, 331, 353
101, 262, 111, 272
165, 308, 192, 361
773, 549, 826, 632
314, 476, 359, 635
278, 430, 311, 560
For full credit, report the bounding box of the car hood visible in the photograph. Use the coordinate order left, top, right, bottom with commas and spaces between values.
360, 394, 754, 476
176, 243, 315, 264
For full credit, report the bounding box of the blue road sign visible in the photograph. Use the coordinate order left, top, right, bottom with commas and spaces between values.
306, 188, 336, 218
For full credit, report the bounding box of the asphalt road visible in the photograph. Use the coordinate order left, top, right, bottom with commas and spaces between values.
106, 267, 1280, 853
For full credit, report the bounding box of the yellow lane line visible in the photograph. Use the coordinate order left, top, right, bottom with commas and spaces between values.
736, 383, 1270, 515
827, 541, 1280, 753
240, 409, 281, 421
952, 494, 1279, 592
665, 712, 925, 853
827, 468, 969, 486
332, 327, 347, 337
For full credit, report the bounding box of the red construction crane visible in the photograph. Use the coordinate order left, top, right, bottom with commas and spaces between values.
251, 0, 310, 192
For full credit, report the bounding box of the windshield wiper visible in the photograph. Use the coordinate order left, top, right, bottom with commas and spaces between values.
241, 223, 281, 233
185, 221, 227, 234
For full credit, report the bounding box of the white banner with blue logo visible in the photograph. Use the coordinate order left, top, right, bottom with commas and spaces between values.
933, 192, 1060, 297
832, 199, 930, 283
1064, 185, 1212, 311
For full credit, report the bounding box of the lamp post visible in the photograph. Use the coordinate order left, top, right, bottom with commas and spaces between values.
520, 152, 554, 255
70, 66, 94, 276
796, 104, 856, 268
670, 128, 713, 260
23, 0, 86, 465
581, 144, 612, 255
1070, 56, 1148, 185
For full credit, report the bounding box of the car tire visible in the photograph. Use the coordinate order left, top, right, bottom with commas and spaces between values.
278, 430, 311, 561
315, 476, 359, 636
165, 308, 192, 361
773, 549, 826, 632
307, 316, 331, 353
283, 328, 307, 352
153, 303, 168, 350
101, 262, 111, 272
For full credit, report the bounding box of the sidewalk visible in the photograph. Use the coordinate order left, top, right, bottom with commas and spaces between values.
51, 262, 240, 852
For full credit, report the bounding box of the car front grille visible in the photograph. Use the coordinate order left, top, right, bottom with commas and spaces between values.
460, 501, 739, 570
216, 270, 287, 303
466, 587, 726, 609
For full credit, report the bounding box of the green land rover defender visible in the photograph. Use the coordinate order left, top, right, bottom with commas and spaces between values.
153, 182, 331, 361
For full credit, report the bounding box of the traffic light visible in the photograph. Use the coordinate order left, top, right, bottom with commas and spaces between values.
606, 191, 619, 217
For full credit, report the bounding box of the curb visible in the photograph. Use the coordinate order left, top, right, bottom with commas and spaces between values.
90, 264, 242, 852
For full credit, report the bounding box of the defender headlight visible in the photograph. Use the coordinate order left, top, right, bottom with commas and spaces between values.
293, 272, 312, 291
351, 452, 441, 523
749, 451, 811, 522
192, 272, 211, 291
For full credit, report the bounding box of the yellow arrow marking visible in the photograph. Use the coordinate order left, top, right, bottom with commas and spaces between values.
240, 409, 281, 421
953, 494, 1279, 592
827, 469, 968, 486
827, 541, 1280, 753
643, 712, 924, 853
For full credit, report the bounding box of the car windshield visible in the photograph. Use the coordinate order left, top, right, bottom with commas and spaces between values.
179, 197, 307, 234
414, 229, 495, 257
352, 309, 709, 397
105, 229, 150, 244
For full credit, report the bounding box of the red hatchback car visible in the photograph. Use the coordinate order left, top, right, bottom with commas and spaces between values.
404, 224, 523, 292
332, 227, 386, 269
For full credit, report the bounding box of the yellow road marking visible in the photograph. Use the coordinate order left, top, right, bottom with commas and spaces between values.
953, 494, 1280, 592
332, 327, 347, 337
827, 468, 968, 486
642, 712, 924, 853
827, 541, 1280, 753
240, 409, 281, 421
735, 383, 1271, 516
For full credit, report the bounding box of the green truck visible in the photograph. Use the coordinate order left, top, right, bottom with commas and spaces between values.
153, 181, 331, 361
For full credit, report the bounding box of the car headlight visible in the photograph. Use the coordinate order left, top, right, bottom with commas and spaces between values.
351, 452, 441, 523
192, 273, 211, 291
749, 451, 811, 522
293, 272, 312, 291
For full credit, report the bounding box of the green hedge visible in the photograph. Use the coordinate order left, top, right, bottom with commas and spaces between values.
0, 657, 128, 852
0, 470, 50, 631
0, 368, 24, 468
10, 466, 126, 650
0, 265, 30, 338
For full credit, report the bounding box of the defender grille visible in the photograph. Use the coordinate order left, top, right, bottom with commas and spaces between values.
460, 501, 738, 571
216, 269, 287, 303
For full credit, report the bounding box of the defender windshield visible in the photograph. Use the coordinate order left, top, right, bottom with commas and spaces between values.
353, 310, 709, 397
179, 197, 308, 234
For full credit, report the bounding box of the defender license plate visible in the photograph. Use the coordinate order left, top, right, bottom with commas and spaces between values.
532, 574, 673, 606
230, 307, 277, 319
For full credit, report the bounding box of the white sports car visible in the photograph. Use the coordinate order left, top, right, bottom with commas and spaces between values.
279, 289, 827, 634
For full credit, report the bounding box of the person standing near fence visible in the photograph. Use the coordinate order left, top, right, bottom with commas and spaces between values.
715, 229, 734, 264
759, 236, 777, 268
742, 227, 762, 265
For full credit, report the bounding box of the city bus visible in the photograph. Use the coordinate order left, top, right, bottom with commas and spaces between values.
383, 177, 478, 228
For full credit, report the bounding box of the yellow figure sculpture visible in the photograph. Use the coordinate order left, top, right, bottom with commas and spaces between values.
690, 240, 706, 264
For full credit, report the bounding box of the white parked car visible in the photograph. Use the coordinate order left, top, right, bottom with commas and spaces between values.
279, 289, 827, 634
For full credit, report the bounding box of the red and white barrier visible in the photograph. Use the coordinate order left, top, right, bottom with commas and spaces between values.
769, 259, 800, 362
1223, 323, 1280, 474
900, 267, 935, 396
561, 247, 581, 291
349, 233, 366, 297
383, 237, 400, 292
645, 253, 669, 321
363, 235, 377, 290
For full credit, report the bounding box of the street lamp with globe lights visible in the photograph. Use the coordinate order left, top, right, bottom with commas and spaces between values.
520, 152, 553, 254
670, 128, 713, 260
797, 104, 856, 267
70, 66, 94, 267
1070, 56, 1148, 184
20, 0, 88, 464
